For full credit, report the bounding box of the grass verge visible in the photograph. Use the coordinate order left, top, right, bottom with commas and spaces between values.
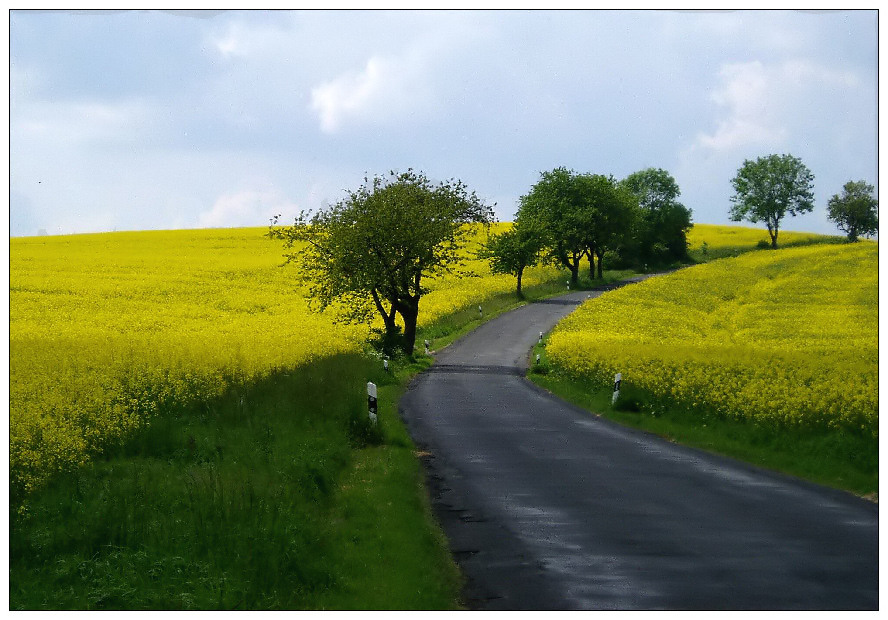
10, 353, 460, 609
528, 341, 878, 500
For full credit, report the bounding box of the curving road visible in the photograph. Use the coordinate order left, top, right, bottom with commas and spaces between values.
399, 279, 878, 610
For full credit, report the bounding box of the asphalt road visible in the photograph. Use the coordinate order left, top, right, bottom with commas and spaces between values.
399, 279, 879, 610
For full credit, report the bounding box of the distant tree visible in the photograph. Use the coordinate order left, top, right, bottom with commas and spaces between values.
827, 180, 878, 242
620, 168, 693, 264
269, 170, 493, 355
577, 173, 639, 279
729, 154, 815, 249
517, 167, 591, 285
477, 222, 543, 296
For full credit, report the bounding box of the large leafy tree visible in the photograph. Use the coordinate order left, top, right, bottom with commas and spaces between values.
517, 168, 637, 284
477, 221, 543, 296
269, 170, 493, 355
620, 167, 692, 264
577, 173, 639, 279
827, 180, 878, 242
517, 167, 592, 285
729, 154, 815, 249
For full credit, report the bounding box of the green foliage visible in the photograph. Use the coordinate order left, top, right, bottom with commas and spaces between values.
827, 180, 879, 242
517, 167, 638, 283
620, 167, 693, 265
477, 222, 543, 295
729, 154, 815, 248
269, 169, 493, 354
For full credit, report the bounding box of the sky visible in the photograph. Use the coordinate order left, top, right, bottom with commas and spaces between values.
7, 9, 880, 237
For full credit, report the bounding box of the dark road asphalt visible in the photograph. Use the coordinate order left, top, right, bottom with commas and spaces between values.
399, 280, 879, 610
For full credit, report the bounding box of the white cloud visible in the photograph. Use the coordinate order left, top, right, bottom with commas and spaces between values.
694, 59, 861, 153
694, 61, 786, 152
310, 54, 432, 134
198, 190, 301, 229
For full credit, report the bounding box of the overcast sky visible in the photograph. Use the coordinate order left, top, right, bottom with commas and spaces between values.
8, 9, 879, 237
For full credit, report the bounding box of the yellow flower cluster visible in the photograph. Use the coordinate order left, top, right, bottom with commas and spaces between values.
546, 242, 878, 436
10, 225, 561, 495
687, 223, 836, 254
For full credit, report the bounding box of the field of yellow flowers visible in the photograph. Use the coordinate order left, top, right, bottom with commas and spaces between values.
687, 223, 842, 259
546, 242, 877, 437
9, 225, 561, 497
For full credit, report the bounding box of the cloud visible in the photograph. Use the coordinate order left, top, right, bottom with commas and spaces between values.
198, 190, 301, 229
694, 61, 786, 152
693, 59, 861, 153
309, 53, 433, 134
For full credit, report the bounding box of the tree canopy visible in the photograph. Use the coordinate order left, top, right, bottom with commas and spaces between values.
729, 154, 815, 249
827, 180, 878, 242
477, 221, 543, 296
516, 167, 590, 284
620, 168, 692, 264
516, 167, 638, 283
269, 169, 493, 355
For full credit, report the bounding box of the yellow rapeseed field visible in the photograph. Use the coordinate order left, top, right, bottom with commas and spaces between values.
687, 223, 839, 255
10, 225, 561, 496
547, 242, 877, 436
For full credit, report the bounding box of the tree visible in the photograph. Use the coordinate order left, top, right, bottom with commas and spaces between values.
620, 168, 692, 264
269, 170, 493, 355
517, 167, 591, 285
477, 221, 543, 296
827, 180, 878, 242
729, 154, 815, 249
576, 173, 639, 279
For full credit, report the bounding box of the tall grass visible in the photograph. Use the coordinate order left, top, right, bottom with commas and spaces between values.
9, 354, 461, 610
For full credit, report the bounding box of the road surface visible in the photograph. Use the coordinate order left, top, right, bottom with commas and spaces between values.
399, 280, 879, 610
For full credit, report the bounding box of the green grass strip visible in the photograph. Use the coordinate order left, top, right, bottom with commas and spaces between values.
528, 340, 877, 500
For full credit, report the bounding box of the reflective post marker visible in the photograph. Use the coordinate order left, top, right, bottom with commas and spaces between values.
367, 382, 378, 425
383, 358, 389, 372
567, 281, 570, 290
479, 304, 483, 317
424, 339, 430, 355
539, 331, 543, 343
536, 354, 541, 365
612, 372, 622, 405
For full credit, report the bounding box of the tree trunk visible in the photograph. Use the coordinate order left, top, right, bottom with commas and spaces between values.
768, 219, 779, 249
595, 248, 604, 279
587, 251, 596, 279
516, 267, 524, 296
372, 289, 399, 337
399, 302, 419, 356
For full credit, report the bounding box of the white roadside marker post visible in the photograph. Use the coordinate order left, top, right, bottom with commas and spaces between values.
612, 372, 622, 405
367, 381, 378, 426
424, 339, 430, 355
566, 281, 570, 290
536, 354, 541, 365
479, 304, 483, 317
539, 331, 543, 343
383, 358, 389, 372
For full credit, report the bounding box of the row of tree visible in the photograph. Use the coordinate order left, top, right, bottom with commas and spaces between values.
480, 167, 693, 294
729, 153, 878, 247
270, 160, 876, 355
